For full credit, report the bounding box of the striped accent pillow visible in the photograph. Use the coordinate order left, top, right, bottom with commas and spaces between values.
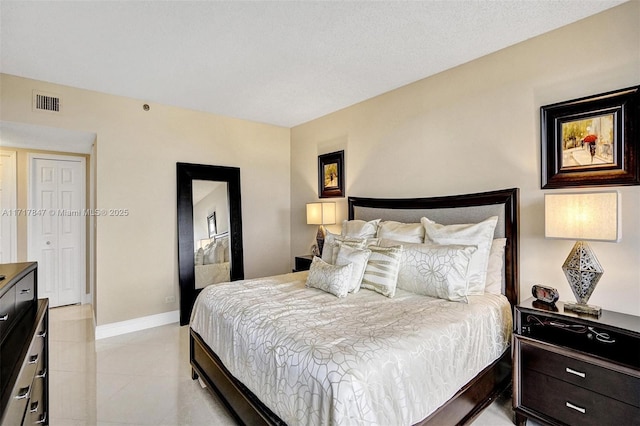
361, 245, 403, 298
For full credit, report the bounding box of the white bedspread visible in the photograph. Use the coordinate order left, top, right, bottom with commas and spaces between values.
190, 271, 512, 426
194, 262, 230, 289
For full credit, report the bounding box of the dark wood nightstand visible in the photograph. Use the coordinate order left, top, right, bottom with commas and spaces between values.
513, 298, 640, 426
293, 255, 314, 272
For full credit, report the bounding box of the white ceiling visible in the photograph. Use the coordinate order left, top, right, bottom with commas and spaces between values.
0, 1, 627, 128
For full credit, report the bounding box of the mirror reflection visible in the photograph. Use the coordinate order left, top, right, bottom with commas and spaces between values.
192, 181, 231, 289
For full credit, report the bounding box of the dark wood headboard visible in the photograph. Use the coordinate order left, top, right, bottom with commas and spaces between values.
348, 188, 520, 307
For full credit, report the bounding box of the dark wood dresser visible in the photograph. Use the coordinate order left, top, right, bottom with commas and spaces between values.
0, 262, 49, 426
513, 297, 640, 426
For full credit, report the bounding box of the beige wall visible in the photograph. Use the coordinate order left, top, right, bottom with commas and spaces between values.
1, 75, 291, 325
291, 2, 640, 315
1, 2, 638, 325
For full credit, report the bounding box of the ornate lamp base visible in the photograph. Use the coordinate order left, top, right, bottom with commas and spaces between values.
316, 225, 326, 256
562, 241, 603, 318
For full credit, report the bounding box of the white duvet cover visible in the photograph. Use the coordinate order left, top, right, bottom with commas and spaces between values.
194, 262, 230, 289
190, 271, 512, 426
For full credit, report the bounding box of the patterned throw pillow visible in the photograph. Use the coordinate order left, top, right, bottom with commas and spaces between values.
322, 231, 367, 263
421, 216, 498, 295
306, 256, 353, 298
334, 244, 372, 293
361, 245, 403, 298
396, 243, 477, 303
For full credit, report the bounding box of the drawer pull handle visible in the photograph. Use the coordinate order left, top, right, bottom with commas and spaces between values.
566, 367, 586, 378
36, 368, 47, 379
37, 330, 47, 338
20, 288, 31, 294
15, 386, 30, 399
28, 354, 39, 364
566, 402, 586, 414
0, 314, 8, 321
30, 400, 39, 413
35, 412, 47, 424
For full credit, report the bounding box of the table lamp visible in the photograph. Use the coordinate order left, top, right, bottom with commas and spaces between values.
306, 202, 336, 255
545, 191, 620, 316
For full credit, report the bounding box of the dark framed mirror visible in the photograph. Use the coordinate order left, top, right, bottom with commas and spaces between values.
177, 162, 244, 325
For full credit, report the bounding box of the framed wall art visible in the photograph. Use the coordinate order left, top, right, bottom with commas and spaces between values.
207, 212, 217, 238
318, 150, 344, 198
541, 85, 639, 188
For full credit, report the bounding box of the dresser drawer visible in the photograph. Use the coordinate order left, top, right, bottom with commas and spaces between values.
0, 302, 47, 426
0, 286, 16, 337
14, 272, 35, 318
521, 339, 640, 407
27, 374, 46, 426
521, 368, 640, 426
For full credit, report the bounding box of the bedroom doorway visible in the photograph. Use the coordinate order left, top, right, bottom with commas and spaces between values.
28, 153, 86, 307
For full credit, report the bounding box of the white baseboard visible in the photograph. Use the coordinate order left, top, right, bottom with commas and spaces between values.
95, 310, 180, 340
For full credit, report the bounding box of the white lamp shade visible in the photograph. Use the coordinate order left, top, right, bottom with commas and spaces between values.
545, 191, 620, 242
306, 202, 336, 225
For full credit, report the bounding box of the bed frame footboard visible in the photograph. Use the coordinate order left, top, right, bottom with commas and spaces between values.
191, 328, 511, 426
190, 329, 285, 426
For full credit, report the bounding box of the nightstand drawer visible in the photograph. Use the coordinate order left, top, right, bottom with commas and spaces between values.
521, 339, 640, 407
521, 368, 640, 426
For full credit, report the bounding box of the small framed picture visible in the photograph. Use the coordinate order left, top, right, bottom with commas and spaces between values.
207, 212, 217, 238
318, 150, 344, 198
541, 86, 639, 188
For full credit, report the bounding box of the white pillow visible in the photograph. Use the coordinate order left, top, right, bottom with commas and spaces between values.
377, 221, 424, 243
421, 216, 498, 295
305, 256, 353, 298
396, 243, 476, 302
217, 236, 230, 262
341, 219, 380, 238
334, 244, 372, 293
195, 248, 204, 265
203, 242, 216, 264
361, 245, 403, 298
322, 230, 367, 263
484, 238, 507, 294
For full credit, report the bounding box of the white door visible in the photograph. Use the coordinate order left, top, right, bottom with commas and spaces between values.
29, 155, 85, 307
0, 151, 17, 263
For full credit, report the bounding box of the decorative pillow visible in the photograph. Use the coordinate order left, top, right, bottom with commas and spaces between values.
377, 221, 425, 243
396, 243, 476, 302
195, 248, 204, 265
341, 219, 380, 238
484, 238, 507, 294
214, 242, 227, 263
203, 242, 216, 264
421, 216, 498, 295
305, 256, 353, 298
217, 236, 230, 262
360, 245, 403, 298
334, 244, 372, 293
322, 230, 367, 263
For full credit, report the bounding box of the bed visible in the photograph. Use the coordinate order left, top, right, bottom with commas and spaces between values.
190, 188, 519, 425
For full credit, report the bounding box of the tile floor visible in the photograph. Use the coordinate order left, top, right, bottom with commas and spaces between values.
50, 304, 518, 426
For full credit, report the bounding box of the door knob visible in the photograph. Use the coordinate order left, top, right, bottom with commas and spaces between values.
46, 241, 51, 245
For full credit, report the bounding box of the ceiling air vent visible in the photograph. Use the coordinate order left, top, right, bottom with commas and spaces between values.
33, 90, 62, 113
